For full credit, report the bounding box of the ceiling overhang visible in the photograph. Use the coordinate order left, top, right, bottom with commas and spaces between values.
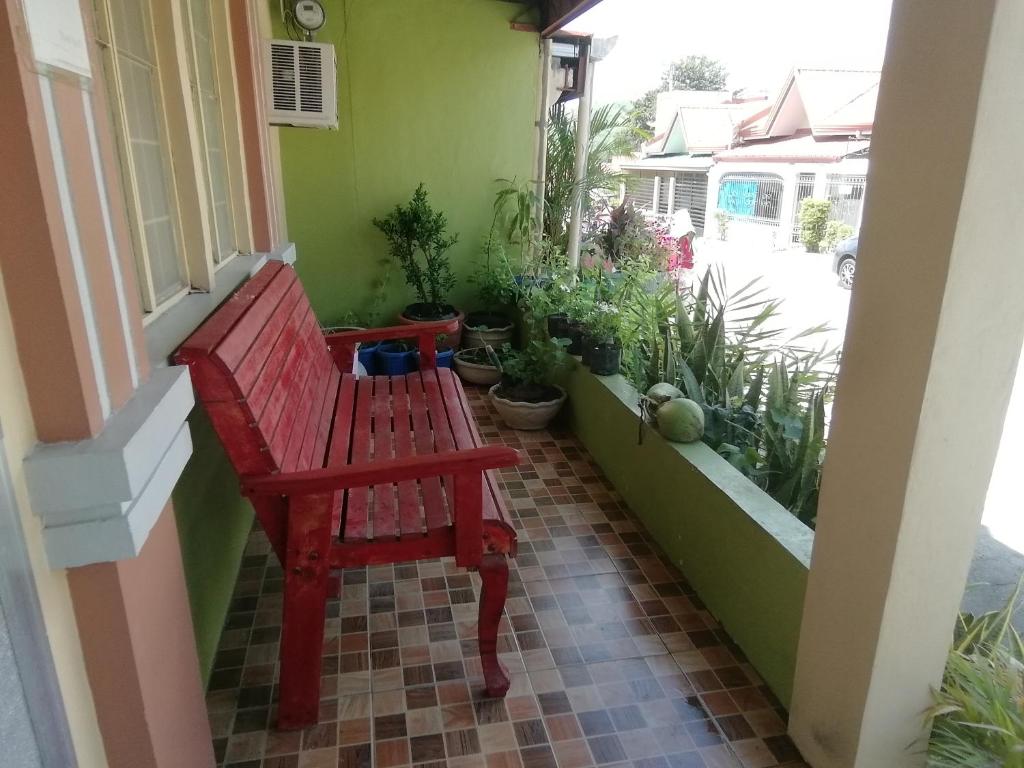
541, 0, 605, 37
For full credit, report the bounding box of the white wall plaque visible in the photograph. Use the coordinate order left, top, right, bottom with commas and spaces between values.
23, 0, 92, 78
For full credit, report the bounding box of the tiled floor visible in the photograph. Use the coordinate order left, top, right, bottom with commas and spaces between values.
206, 386, 809, 768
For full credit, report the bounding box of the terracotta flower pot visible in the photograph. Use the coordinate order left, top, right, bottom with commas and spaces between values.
398, 306, 465, 348
489, 384, 567, 431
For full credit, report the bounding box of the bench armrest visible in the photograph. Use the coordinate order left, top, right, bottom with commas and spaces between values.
325, 320, 459, 371
324, 319, 459, 344
241, 445, 520, 496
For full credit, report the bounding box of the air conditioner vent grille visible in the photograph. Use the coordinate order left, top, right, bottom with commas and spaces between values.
263, 40, 337, 129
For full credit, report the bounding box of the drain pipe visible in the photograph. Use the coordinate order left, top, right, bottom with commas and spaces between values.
534, 38, 552, 236
565, 41, 593, 274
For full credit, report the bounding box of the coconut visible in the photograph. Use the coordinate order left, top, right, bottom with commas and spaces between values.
646, 382, 684, 406
656, 398, 704, 443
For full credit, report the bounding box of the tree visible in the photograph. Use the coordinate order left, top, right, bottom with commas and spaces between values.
629, 55, 729, 137
661, 55, 729, 92
544, 103, 642, 250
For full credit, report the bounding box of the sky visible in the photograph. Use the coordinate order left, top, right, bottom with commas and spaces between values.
564, 0, 894, 106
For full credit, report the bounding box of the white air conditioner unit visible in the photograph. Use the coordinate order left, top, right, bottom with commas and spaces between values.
264, 39, 337, 129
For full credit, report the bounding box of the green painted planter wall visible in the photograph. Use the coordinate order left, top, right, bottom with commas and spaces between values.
563, 368, 813, 706
272, 0, 539, 326
172, 406, 254, 684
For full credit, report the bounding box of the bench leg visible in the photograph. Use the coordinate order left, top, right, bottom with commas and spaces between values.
478, 553, 510, 697
278, 494, 333, 730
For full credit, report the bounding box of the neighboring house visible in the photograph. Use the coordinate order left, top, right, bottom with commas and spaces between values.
706, 67, 880, 247
618, 89, 769, 235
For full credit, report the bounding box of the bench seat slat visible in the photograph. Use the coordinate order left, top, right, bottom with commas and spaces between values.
405, 372, 447, 531
411, 371, 454, 531
437, 367, 510, 525
390, 376, 422, 538
326, 374, 356, 538
344, 377, 374, 542
370, 376, 398, 539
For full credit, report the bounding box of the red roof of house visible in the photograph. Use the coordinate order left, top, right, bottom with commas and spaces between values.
742, 68, 879, 140
714, 134, 870, 163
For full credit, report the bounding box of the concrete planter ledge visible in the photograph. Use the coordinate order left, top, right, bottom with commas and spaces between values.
563, 367, 813, 706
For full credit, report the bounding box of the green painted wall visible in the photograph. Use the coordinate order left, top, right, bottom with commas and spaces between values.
273, 0, 540, 325
173, 406, 254, 683
563, 368, 813, 707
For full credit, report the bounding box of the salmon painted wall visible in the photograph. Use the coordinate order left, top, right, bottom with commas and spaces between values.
272, 0, 540, 325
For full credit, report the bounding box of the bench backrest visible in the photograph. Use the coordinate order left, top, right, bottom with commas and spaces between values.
176, 262, 339, 477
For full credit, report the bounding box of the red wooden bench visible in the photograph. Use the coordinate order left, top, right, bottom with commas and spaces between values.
175, 262, 521, 729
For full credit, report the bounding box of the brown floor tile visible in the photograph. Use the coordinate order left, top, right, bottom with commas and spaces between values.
203, 390, 804, 768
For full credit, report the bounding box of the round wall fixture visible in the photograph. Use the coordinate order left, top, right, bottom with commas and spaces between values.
292, 0, 325, 32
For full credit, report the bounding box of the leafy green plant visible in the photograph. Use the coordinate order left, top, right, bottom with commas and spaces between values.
821, 220, 855, 253
545, 103, 642, 250
584, 301, 623, 343
617, 265, 836, 526
591, 200, 665, 267
799, 198, 832, 253
926, 578, 1024, 767
488, 337, 571, 404
493, 178, 538, 265
459, 344, 513, 366
470, 239, 519, 308
373, 184, 457, 313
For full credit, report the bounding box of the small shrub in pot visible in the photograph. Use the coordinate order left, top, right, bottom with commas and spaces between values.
582, 301, 623, 375
373, 184, 465, 343
489, 339, 569, 430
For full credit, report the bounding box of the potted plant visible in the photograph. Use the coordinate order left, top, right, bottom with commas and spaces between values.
488, 338, 569, 431
373, 184, 464, 346
564, 282, 594, 356
415, 334, 455, 369
453, 343, 513, 386
321, 264, 394, 376
582, 301, 623, 375
375, 340, 417, 376
465, 239, 517, 349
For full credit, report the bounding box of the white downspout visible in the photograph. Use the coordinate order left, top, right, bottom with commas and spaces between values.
566, 44, 593, 273
535, 39, 552, 236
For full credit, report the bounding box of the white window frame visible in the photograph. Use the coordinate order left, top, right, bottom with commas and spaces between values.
93, 0, 252, 322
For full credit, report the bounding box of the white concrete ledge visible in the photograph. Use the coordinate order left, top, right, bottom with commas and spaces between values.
25, 366, 196, 569
145, 253, 268, 368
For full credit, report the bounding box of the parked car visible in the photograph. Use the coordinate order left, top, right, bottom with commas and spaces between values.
832, 234, 858, 289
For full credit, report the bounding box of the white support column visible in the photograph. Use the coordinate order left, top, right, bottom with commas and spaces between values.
652, 175, 662, 215
811, 171, 827, 200
666, 174, 676, 215
790, 1, 1024, 766
705, 164, 723, 238
534, 39, 552, 235
776, 165, 798, 247
566, 43, 593, 273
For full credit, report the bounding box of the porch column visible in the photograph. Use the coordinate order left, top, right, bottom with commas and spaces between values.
775, 165, 798, 248
789, 1, 1024, 766
0, 0, 214, 765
